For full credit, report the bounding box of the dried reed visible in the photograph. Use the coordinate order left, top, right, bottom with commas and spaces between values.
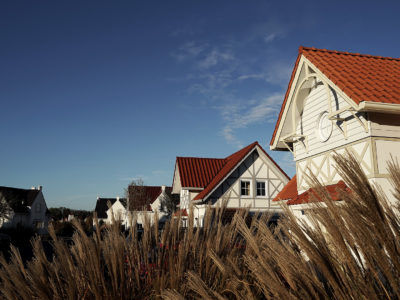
0, 154, 399, 299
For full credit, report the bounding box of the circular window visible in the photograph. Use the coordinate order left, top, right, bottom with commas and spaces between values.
317, 111, 332, 142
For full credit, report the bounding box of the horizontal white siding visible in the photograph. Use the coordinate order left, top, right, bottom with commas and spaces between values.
370, 113, 400, 138
294, 82, 369, 160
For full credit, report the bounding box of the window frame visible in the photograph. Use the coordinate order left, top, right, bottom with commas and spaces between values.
256, 181, 266, 197
240, 180, 251, 197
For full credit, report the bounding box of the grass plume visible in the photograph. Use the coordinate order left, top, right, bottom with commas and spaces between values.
1, 154, 400, 299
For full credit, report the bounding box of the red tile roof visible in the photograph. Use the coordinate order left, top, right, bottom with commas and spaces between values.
286, 180, 351, 205
177, 157, 226, 188
176, 142, 289, 202
271, 46, 400, 146
273, 175, 297, 201
128, 186, 170, 211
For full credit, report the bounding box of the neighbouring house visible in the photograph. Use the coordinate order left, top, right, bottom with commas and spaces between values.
271, 47, 400, 216
127, 185, 174, 230
171, 141, 290, 226
106, 197, 127, 225
94, 197, 126, 225
0, 185, 49, 234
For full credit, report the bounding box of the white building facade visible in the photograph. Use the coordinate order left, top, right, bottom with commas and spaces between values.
0, 186, 49, 234
271, 47, 400, 210
172, 142, 290, 226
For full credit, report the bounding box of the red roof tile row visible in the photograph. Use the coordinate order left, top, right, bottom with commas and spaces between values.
275, 180, 351, 205
273, 175, 297, 202
302, 47, 400, 105
177, 157, 225, 188
271, 46, 400, 146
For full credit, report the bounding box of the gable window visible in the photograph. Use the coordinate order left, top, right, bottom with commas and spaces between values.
317, 111, 333, 142
240, 180, 250, 196
256, 181, 266, 196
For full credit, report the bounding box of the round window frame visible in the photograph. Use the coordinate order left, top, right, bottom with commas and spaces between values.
317, 111, 333, 142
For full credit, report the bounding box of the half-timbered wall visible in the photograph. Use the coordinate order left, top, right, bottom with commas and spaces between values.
207, 149, 288, 209
180, 189, 190, 210
294, 79, 369, 161
296, 138, 375, 192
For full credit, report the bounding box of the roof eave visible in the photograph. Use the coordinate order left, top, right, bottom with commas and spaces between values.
358, 101, 400, 114
182, 187, 204, 191
199, 145, 258, 202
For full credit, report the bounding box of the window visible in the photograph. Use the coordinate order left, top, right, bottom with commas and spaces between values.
317, 111, 333, 142
241, 180, 250, 196
33, 220, 44, 229
256, 181, 266, 196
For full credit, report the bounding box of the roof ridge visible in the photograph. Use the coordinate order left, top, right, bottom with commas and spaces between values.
0, 186, 36, 191
300, 46, 400, 61
177, 156, 226, 160
225, 141, 259, 160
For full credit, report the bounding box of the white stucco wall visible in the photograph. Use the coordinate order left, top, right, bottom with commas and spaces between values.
106, 200, 127, 225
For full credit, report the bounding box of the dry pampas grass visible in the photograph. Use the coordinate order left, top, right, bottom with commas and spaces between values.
1, 154, 400, 299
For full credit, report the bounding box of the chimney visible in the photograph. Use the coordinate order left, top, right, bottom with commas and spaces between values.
161, 185, 166, 192
37, 185, 42, 191
117, 196, 120, 201
31, 186, 35, 190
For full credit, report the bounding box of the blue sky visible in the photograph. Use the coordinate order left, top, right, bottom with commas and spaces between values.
1, 1, 400, 210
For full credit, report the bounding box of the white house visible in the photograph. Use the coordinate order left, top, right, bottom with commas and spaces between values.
171, 141, 290, 226
127, 185, 173, 229
106, 197, 127, 225
271, 47, 400, 215
0, 185, 49, 234
94, 197, 125, 225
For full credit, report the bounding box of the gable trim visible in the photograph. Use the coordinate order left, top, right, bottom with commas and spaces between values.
198, 145, 288, 202
270, 55, 361, 151
196, 147, 257, 203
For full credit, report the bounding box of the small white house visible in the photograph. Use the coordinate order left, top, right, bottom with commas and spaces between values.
271, 47, 400, 217
127, 185, 173, 229
94, 197, 126, 225
171, 141, 290, 226
0, 185, 49, 234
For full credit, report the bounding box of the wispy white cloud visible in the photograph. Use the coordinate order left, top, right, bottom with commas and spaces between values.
219, 93, 283, 148
171, 41, 208, 62
264, 33, 277, 43
171, 19, 292, 147
248, 19, 288, 44
198, 48, 234, 69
